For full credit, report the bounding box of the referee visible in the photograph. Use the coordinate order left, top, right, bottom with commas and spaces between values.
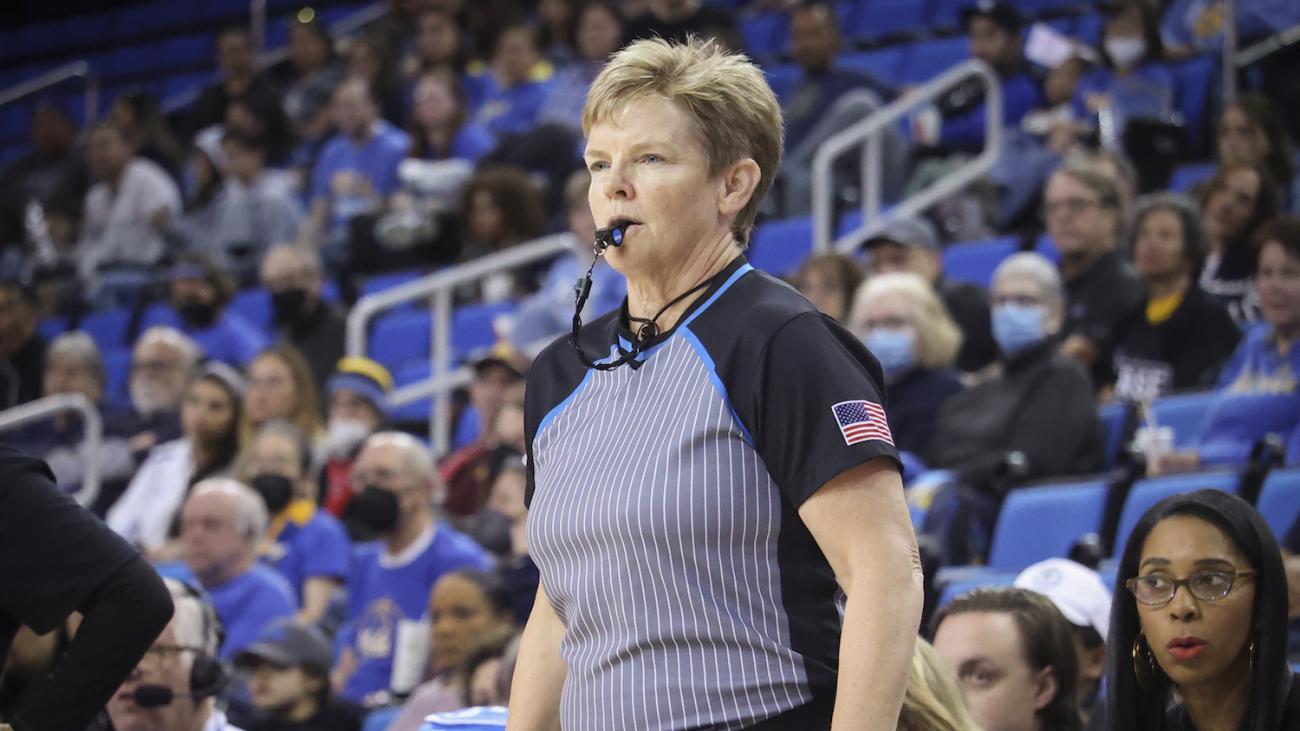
507, 38, 923, 730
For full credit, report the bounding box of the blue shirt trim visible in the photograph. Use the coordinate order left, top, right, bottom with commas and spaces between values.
680, 326, 754, 447
537, 367, 595, 439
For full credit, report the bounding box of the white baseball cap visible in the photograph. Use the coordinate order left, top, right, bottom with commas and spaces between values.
1014, 558, 1112, 641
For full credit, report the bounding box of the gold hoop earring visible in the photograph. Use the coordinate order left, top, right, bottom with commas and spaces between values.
1132, 633, 1159, 689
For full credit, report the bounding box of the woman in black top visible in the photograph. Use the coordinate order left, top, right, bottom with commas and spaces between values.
1108, 490, 1300, 731
1198, 162, 1281, 323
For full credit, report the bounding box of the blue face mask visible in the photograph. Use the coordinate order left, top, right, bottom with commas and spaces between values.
864, 327, 916, 378
992, 303, 1047, 356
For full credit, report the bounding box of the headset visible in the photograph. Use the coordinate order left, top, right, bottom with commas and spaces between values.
131, 580, 228, 708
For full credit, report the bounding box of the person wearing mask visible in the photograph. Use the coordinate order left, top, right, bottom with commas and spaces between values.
242, 421, 349, 624
1155, 216, 1300, 474
159, 255, 268, 368
332, 433, 492, 706
1107, 490, 1299, 730
859, 215, 998, 373
0, 447, 174, 731
186, 26, 282, 139
1110, 194, 1240, 401
794, 252, 865, 324
240, 344, 324, 447
303, 78, 411, 267
931, 587, 1084, 731
1199, 162, 1281, 322
897, 639, 982, 731
0, 282, 46, 410
236, 620, 363, 731
109, 364, 245, 555
260, 244, 346, 396
1044, 159, 1146, 386
467, 25, 551, 138
1014, 559, 1113, 729
77, 123, 182, 303
179, 478, 298, 660
209, 132, 304, 281
1074, 0, 1174, 136
848, 272, 964, 459
318, 357, 392, 521
924, 253, 1104, 564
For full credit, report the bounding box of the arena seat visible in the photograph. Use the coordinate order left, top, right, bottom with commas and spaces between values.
1170, 55, 1217, 152
359, 269, 431, 302
1099, 399, 1135, 470
451, 301, 516, 359
368, 310, 431, 373
103, 348, 133, 407
942, 235, 1019, 287
739, 12, 787, 61
842, 1, 930, 42
1168, 161, 1215, 193
1112, 470, 1239, 555
748, 216, 813, 276
1255, 467, 1300, 540
387, 362, 433, 424
1149, 390, 1217, 448
229, 289, 273, 333
986, 479, 1108, 571
898, 37, 971, 84
839, 47, 906, 86
80, 308, 133, 351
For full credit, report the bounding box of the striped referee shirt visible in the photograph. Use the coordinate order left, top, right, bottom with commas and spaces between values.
524, 256, 901, 730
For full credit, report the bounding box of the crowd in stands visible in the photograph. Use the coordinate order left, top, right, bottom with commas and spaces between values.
0, 0, 1299, 729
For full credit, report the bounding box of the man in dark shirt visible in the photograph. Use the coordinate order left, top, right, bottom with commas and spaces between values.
259, 244, 345, 397
625, 0, 738, 47
1044, 160, 1145, 388
0, 103, 84, 252
860, 216, 998, 372
0, 282, 47, 411
0, 447, 173, 731
185, 26, 283, 140
237, 620, 362, 731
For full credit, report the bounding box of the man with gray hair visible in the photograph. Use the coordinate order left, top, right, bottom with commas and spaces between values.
179, 479, 297, 661
259, 244, 345, 395
124, 326, 201, 457
333, 432, 492, 705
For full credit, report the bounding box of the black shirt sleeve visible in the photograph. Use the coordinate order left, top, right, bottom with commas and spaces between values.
748, 312, 902, 506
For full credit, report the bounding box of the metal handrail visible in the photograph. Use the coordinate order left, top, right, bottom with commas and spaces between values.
1233, 22, 1300, 67
1223, 0, 1238, 103
0, 61, 99, 129
811, 58, 1003, 253
346, 233, 574, 455
0, 393, 103, 508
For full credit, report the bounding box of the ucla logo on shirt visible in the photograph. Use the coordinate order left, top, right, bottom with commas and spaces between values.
356, 598, 404, 660
1228, 365, 1296, 397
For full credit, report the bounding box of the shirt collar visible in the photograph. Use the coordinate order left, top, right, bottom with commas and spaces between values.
613, 254, 750, 350
379, 523, 437, 568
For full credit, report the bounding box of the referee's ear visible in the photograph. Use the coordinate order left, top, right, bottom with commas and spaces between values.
716, 157, 761, 219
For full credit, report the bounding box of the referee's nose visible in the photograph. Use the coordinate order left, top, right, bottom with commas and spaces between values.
598, 163, 633, 202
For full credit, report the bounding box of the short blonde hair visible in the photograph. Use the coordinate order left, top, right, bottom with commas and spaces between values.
851, 273, 962, 370
899, 639, 983, 731
583, 36, 783, 245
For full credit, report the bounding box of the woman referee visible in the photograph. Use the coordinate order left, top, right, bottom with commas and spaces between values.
508, 37, 923, 730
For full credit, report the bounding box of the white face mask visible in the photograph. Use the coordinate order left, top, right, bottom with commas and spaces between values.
131, 379, 179, 416
326, 418, 372, 458
1105, 37, 1146, 69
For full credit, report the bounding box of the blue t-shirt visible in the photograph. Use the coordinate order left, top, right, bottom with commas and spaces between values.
468, 75, 550, 137
311, 121, 412, 243
263, 506, 351, 605
1161, 0, 1300, 51
339, 523, 493, 702
145, 307, 268, 367
420, 707, 508, 730
206, 564, 298, 660
1073, 64, 1174, 128
1196, 328, 1300, 466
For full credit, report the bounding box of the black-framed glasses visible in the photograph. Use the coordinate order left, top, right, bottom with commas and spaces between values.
1125, 569, 1256, 606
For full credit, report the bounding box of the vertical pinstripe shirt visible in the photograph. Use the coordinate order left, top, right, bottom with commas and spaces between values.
524, 257, 901, 730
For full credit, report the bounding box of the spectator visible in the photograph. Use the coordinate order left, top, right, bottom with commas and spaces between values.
171, 127, 228, 258
1014, 558, 1113, 727
106, 578, 244, 731
898, 638, 981, 731
1216, 95, 1296, 210
1110, 194, 1240, 401
794, 252, 865, 324
208, 132, 304, 281
123, 326, 199, 459
241, 420, 348, 624
277, 16, 344, 142
109, 92, 185, 183
407, 71, 495, 163
403, 9, 468, 82
443, 350, 527, 525
383, 570, 518, 730
347, 35, 406, 126
304, 78, 411, 267
537, 0, 579, 64
1161, 0, 1300, 59
468, 25, 551, 138
179, 478, 297, 660
319, 357, 392, 522
0, 281, 47, 410
506, 169, 625, 356
77, 123, 182, 301
481, 450, 536, 624
1108, 490, 1298, 730
1199, 163, 1281, 322
535, 1, 627, 133
932, 1, 1043, 152
333, 433, 492, 706
455, 166, 547, 300
450, 345, 524, 456
847, 273, 964, 457
1156, 216, 1300, 473
1073, 0, 1173, 135
931, 587, 1083, 731
1045, 160, 1146, 386
236, 620, 363, 731
260, 244, 347, 395
241, 344, 325, 446
924, 254, 1103, 564
625, 0, 738, 47
859, 216, 998, 372
108, 363, 245, 554
186, 25, 282, 139
0, 103, 83, 252
160, 255, 268, 367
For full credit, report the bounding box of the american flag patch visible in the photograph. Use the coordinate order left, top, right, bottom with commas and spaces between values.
831, 400, 894, 447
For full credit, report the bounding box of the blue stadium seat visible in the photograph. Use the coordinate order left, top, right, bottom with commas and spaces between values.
1256, 467, 1300, 540
843, 0, 931, 42
1150, 390, 1217, 448
942, 235, 1019, 287
1034, 233, 1059, 263
229, 289, 272, 332
103, 349, 133, 408
986, 479, 1108, 571
1113, 471, 1239, 555
1073, 14, 1103, 45
387, 362, 433, 423
898, 37, 971, 84
763, 64, 801, 105
359, 269, 430, 301
938, 572, 1016, 609
38, 316, 69, 343
740, 12, 787, 60
1170, 55, 1216, 152
749, 216, 813, 277
930, 0, 973, 32
1168, 162, 1215, 193
165, 34, 216, 69
1099, 399, 1134, 470
451, 301, 516, 359
840, 48, 905, 85
369, 310, 432, 373
80, 308, 133, 351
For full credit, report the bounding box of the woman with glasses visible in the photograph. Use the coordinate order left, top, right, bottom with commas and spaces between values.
1108, 489, 1299, 731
